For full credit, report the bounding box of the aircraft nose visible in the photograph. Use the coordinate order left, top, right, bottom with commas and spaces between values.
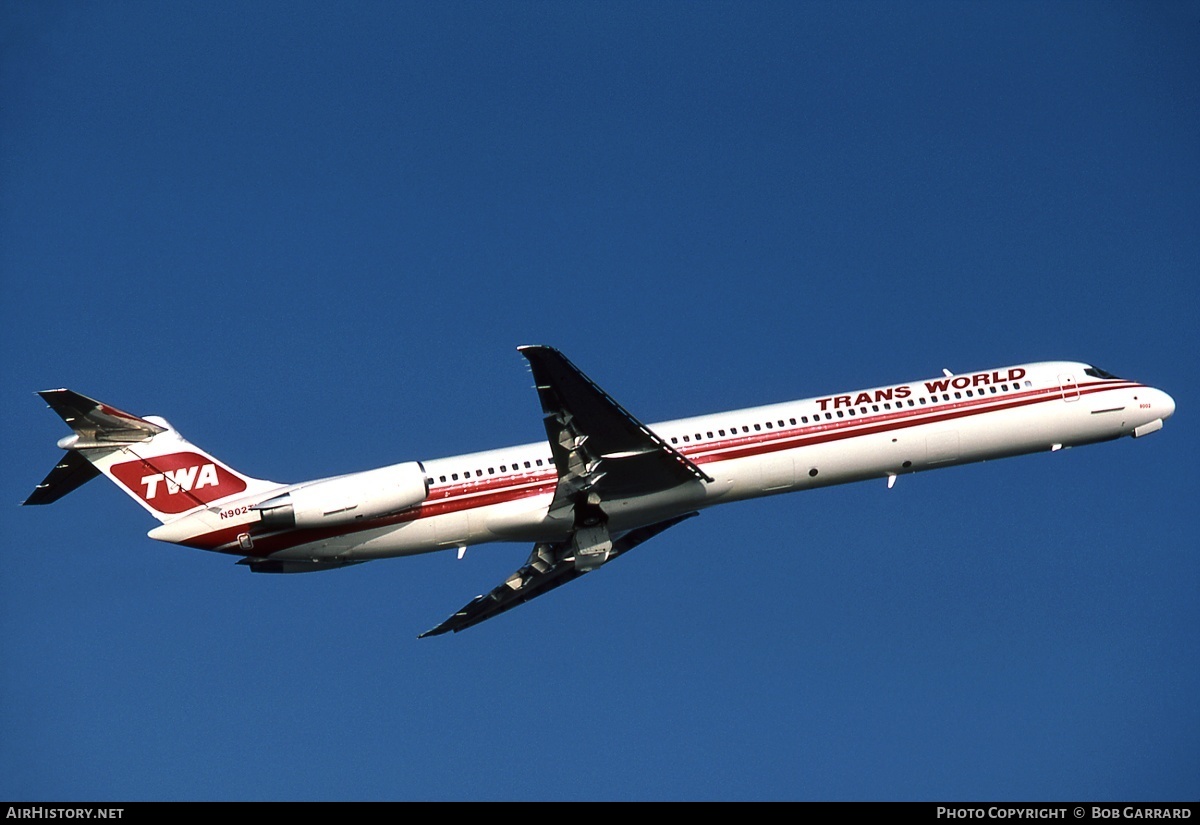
1157, 389, 1176, 420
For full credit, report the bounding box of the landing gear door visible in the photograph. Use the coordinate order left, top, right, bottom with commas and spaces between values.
1059, 373, 1080, 402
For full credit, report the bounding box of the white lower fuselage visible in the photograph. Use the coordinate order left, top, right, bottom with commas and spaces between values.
162, 361, 1174, 564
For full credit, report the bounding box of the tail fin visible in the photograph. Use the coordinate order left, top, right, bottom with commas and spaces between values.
25, 389, 277, 523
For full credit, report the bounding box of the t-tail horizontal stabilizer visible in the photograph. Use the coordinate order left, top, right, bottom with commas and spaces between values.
24, 450, 101, 505
418, 512, 697, 637
24, 389, 166, 506
25, 388, 277, 521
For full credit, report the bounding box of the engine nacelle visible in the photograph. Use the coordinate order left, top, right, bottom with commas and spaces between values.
254, 461, 429, 530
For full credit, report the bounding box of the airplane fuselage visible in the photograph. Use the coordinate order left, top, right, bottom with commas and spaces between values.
146, 360, 1173, 567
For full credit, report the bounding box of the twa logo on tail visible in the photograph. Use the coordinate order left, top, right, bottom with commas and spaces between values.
110, 452, 247, 514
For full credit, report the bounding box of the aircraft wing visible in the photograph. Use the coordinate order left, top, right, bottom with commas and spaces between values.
421, 347, 709, 637
519, 345, 711, 518
419, 513, 696, 637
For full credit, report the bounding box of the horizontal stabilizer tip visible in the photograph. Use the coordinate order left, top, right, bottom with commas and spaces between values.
23, 451, 102, 505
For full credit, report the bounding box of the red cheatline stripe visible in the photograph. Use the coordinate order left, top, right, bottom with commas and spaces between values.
688, 381, 1140, 465
182, 478, 558, 554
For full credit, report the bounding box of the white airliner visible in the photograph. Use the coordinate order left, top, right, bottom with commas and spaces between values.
26, 346, 1174, 636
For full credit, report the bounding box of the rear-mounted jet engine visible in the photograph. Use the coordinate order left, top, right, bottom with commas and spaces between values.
253, 461, 428, 529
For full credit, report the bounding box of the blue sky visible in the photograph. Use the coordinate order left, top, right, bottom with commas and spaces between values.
2, 1, 1197, 801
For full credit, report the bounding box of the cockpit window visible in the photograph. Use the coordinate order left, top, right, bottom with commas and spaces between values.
1084, 366, 1123, 380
